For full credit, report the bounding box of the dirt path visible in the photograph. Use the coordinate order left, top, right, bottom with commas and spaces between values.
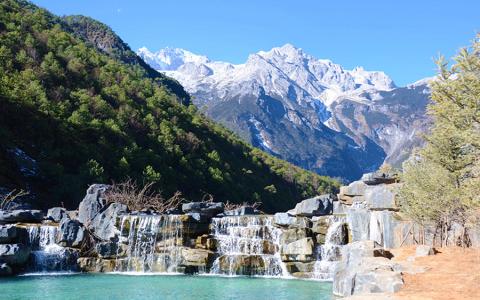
390, 246, 480, 300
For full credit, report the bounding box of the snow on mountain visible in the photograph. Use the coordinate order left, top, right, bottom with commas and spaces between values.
137, 44, 431, 181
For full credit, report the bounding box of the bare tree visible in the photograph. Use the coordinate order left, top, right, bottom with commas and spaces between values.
0, 189, 29, 210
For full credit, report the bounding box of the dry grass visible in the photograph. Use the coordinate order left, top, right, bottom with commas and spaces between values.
105, 179, 185, 213
0, 189, 29, 210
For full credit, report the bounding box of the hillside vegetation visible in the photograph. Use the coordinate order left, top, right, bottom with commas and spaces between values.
0, 0, 338, 212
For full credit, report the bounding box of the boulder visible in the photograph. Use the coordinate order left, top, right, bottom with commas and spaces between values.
181, 248, 214, 266
58, 219, 84, 248
0, 243, 30, 265
281, 237, 314, 261
0, 210, 44, 224
181, 202, 224, 217
287, 194, 334, 217
279, 228, 311, 245
78, 257, 116, 273
0, 263, 12, 276
361, 172, 397, 185
273, 213, 311, 229
47, 207, 68, 223
78, 184, 110, 225
0, 225, 27, 243
96, 241, 126, 258
415, 245, 434, 257
347, 208, 371, 241
340, 181, 367, 197
364, 184, 398, 210
90, 203, 128, 241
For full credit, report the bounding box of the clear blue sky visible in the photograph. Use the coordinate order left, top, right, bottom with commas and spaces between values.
32, 0, 478, 85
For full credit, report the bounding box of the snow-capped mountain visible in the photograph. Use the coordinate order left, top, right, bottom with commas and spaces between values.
138, 44, 431, 181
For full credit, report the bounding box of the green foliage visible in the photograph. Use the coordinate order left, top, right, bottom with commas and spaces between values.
0, 0, 339, 212
398, 35, 480, 245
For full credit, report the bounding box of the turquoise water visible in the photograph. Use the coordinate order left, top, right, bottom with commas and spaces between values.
0, 274, 332, 300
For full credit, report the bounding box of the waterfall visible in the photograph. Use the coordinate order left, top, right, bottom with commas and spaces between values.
312, 220, 347, 280
209, 216, 288, 277
116, 215, 183, 273
27, 225, 77, 272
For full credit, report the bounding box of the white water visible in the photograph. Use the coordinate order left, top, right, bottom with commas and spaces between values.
312, 220, 347, 280
116, 215, 183, 273
27, 225, 75, 272
209, 216, 289, 277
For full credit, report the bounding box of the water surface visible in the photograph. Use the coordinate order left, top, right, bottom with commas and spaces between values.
1, 274, 332, 300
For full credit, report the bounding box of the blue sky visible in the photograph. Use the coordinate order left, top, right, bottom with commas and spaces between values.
32, 0, 478, 86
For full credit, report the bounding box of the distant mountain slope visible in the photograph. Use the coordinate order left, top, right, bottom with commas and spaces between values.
138, 45, 431, 180
0, 0, 338, 212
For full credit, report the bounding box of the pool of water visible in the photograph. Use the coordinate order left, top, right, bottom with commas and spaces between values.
0, 274, 332, 300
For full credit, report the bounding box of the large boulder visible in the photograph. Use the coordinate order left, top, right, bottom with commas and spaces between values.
58, 219, 85, 248
347, 208, 371, 241
78, 184, 110, 226
361, 172, 397, 185
415, 245, 435, 257
180, 248, 214, 267
0, 243, 30, 265
223, 206, 259, 216
281, 237, 314, 261
0, 210, 44, 224
339, 181, 367, 197
287, 194, 334, 217
279, 228, 311, 245
364, 184, 399, 210
333, 241, 402, 297
47, 207, 68, 223
182, 202, 224, 217
96, 241, 126, 259
90, 203, 127, 241
0, 225, 27, 243
273, 213, 311, 229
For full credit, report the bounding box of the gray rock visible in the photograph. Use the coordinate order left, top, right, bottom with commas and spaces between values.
0, 210, 44, 224
0, 243, 30, 265
47, 207, 68, 223
58, 219, 84, 248
364, 184, 398, 210
281, 237, 314, 256
361, 172, 397, 185
273, 213, 311, 228
415, 245, 434, 257
287, 194, 334, 217
0, 225, 27, 243
369, 211, 395, 248
182, 202, 224, 217
340, 181, 367, 197
90, 203, 128, 241
353, 269, 403, 294
96, 241, 125, 258
78, 184, 110, 226
223, 206, 258, 216
347, 208, 371, 241
0, 263, 12, 276
279, 228, 311, 245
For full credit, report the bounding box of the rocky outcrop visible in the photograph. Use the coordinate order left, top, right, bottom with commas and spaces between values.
281, 237, 314, 262
287, 194, 334, 217
90, 203, 128, 241
58, 219, 85, 248
0, 225, 27, 243
78, 184, 110, 225
333, 241, 403, 297
0, 243, 30, 265
0, 210, 44, 224
182, 202, 224, 218
47, 207, 68, 223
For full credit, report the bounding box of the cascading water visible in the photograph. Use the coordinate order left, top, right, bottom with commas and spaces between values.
312, 220, 348, 280
27, 225, 77, 272
209, 216, 288, 277
115, 215, 183, 273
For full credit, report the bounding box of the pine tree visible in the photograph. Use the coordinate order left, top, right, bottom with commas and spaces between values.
399, 35, 480, 246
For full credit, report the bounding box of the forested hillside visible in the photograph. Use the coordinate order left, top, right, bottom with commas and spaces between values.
0, 0, 338, 212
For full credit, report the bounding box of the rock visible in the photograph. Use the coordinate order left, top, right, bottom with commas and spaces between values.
0, 209, 44, 224
364, 184, 398, 210
340, 181, 367, 197
78, 257, 116, 273
273, 213, 311, 229
47, 207, 68, 223
58, 219, 84, 248
223, 206, 258, 216
181, 248, 214, 266
182, 202, 224, 217
353, 269, 403, 294
0, 263, 12, 276
0, 225, 27, 243
185, 212, 211, 223
279, 228, 311, 245
415, 245, 434, 257
281, 237, 314, 261
369, 211, 396, 248
284, 261, 315, 273
361, 172, 397, 185
287, 194, 334, 217
347, 208, 371, 241
96, 241, 125, 258
0, 243, 30, 265
90, 203, 128, 241
195, 234, 217, 251
78, 184, 110, 225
